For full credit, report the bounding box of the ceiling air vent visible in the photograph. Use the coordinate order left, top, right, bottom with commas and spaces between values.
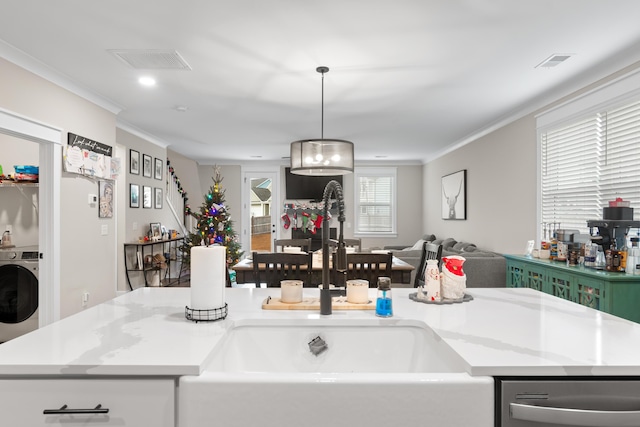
535, 54, 573, 68
108, 49, 192, 70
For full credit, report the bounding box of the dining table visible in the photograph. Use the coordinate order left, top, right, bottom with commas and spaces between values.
231, 253, 415, 286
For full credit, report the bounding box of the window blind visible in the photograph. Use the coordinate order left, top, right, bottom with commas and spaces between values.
541, 98, 640, 237
354, 168, 396, 235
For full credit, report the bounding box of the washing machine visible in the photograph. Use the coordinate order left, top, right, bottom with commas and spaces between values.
0, 246, 39, 343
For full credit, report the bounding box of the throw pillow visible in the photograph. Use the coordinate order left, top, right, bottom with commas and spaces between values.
441, 238, 457, 249
463, 244, 477, 252
408, 239, 426, 251
452, 241, 478, 252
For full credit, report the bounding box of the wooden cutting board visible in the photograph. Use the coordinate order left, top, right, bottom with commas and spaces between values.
262, 296, 375, 310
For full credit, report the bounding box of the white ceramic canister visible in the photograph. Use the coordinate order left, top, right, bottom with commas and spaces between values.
424, 259, 441, 301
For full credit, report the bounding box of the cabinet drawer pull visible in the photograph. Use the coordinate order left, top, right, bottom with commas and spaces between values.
510, 403, 640, 426
43, 404, 109, 414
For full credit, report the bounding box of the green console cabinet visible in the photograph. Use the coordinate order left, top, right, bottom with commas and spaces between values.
505, 254, 640, 323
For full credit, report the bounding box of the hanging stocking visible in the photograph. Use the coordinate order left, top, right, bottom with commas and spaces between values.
309, 213, 317, 234
281, 212, 291, 229
292, 211, 298, 230
301, 211, 310, 232
313, 214, 324, 230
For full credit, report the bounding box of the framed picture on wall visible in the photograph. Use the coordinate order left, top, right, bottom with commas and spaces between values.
154, 187, 163, 209
154, 158, 163, 180
130, 184, 139, 208
130, 149, 140, 175
441, 169, 467, 220
142, 154, 152, 178
99, 180, 114, 218
143, 185, 152, 208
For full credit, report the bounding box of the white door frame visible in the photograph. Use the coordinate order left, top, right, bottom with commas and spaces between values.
240, 166, 280, 256
0, 107, 61, 325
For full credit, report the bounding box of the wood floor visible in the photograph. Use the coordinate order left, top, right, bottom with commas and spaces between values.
251, 232, 271, 252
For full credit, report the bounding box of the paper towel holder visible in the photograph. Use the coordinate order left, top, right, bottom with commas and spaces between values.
185, 304, 228, 323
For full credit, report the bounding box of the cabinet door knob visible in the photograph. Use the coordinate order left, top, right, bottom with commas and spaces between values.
43, 404, 109, 414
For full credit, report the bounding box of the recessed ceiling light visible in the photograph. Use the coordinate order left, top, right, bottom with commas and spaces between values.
138, 76, 156, 87
250, 155, 263, 158
175, 105, 188, 112
535, 54, 574, 69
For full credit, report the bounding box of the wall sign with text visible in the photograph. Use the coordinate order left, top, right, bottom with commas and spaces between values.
63, 132, 117, 179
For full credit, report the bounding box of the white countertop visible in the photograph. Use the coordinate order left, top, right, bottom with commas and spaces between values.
1, 287, 640, 377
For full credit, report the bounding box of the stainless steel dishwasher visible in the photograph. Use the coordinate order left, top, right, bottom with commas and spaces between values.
499, 378, 640, 426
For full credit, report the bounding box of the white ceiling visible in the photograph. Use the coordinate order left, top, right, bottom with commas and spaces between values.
2, 1, 640, 165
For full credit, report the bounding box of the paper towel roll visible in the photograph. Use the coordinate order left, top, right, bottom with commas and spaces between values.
190, 246, 226, 309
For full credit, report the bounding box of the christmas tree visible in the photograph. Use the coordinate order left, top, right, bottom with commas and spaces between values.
182, 166, 243, 269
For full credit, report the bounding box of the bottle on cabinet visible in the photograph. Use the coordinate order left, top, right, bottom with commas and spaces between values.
606, 244, 622, 272
619, 235, 629, 271
550, 234, 558, 260
627, 237, 640, 275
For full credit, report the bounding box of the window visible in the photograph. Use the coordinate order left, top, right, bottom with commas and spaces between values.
540, 98, 640, 238
354, 167, 396, 236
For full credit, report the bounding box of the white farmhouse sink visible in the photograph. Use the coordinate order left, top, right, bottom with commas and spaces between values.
205, 319, 465, 373
179, 319, 494, 427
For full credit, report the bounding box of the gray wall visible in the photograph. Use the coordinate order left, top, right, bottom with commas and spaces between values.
118, 129, 181, 244
116, 130, 193, 290
423, 59, 640, 256
168, 147, 204, 221
193, 163, 423, 254
424, 116, 537, 255
0, 57, 117, 318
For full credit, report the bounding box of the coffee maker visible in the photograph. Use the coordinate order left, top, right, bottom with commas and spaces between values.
587, 205, 640, 249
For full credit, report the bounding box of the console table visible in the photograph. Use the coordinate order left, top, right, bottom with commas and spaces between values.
124, 237, 185, 289
505, 254, 640, 322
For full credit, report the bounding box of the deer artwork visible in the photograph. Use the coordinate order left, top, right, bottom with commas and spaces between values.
442, 176, 463, 219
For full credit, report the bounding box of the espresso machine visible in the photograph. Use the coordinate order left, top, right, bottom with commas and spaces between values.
587, 206, 640, 249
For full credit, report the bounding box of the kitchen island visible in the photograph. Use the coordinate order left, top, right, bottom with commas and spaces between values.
1, 287, 640, 426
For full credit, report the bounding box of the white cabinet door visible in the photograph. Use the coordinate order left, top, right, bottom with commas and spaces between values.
0, 378, 174, 426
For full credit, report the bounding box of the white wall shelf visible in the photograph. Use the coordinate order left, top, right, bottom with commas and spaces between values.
0, 181, 38, 188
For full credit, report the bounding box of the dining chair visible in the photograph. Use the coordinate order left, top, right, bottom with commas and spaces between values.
333, 252, 393, 287
414, 242, 443, 288
328, 238, 362, 253
274, 238, 313, 253
252, 251, 312, 287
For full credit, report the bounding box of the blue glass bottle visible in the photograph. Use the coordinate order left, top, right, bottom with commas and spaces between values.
375, 277, 393, 317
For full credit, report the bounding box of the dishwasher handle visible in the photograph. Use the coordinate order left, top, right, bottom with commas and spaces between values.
510, 402, 640, 426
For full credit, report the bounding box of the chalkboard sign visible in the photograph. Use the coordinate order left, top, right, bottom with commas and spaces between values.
64, 132, 114, 179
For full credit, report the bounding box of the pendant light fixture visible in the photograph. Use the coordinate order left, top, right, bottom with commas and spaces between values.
290, 66, 354, 176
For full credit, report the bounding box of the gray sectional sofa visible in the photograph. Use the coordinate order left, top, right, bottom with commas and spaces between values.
385, 234, 506, 288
